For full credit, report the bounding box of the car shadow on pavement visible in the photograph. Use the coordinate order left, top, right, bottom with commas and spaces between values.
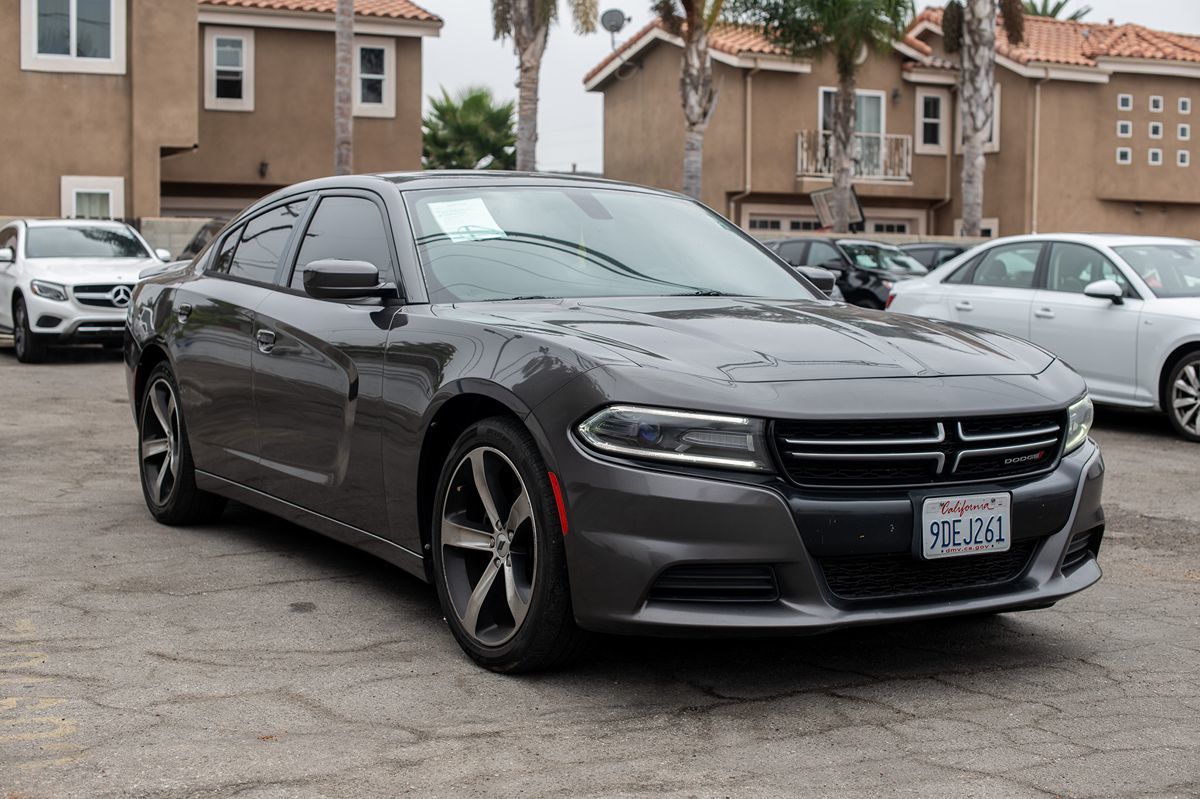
1092, 404, 1177, 440
0, 345, 125, 365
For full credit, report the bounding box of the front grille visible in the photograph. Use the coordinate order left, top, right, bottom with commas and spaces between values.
1062, 525, 1103, 572
73, 284, 133, 308
773, 412, 1065, 488
819, 542, 1038, 601
648, 564, 779, 603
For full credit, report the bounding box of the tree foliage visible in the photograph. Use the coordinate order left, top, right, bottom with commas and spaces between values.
1023, 0, 1090, 21
422, 87, 517, 170
493, 0, 598, 38
944, 0, 1024, 52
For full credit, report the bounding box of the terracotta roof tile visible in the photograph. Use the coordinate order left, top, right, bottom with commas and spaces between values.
201, 0, 440, 23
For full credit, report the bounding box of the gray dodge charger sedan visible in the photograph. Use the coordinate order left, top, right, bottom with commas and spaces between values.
125, 173, 1104, 672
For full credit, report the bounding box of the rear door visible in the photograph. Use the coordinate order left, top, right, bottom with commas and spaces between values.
250, 191, 400, 535
1029, 241, 1142, 402
0, 225, 18, 333
774, 240, 808, 267
945, 241, 1042, 339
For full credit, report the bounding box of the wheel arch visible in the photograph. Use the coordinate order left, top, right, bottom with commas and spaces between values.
133, 343, 173, 419
1158, 340, 1200, 411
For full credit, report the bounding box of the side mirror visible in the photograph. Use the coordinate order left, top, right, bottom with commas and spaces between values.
1083, 279, 1124, 305
155, 248, 172, 261
819, 259, 844, 273
0, 247, 13, 263
301, 259, 391, 300
797, 266, 838, 297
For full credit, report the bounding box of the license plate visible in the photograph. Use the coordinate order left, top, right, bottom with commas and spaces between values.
921, 493, 1011, 560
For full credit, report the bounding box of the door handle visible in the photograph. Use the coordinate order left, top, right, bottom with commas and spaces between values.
1034, 307, 1056, 319
255, 328, 276, 354
177, 303, 192, 322
954, 300, 973, 311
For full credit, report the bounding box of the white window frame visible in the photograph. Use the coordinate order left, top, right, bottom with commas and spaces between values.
1149, 95, 1164, 113
1179, 150, 1191, 167
204, 26, 255, 112
1116, 147, 1132, 165
953, 217, 1000, 238
1179, 123, 1191, 141
914, 87, 949, 155
956, 84, 1001, 154
1116, 120, 1132, 138
20, 0, 126, 74
1180, 97, 1192, 115
1117, 93, 1133, 111
1149, 121, 1164, 139
60, 176, 124, 219
352, 36, 396, 118
1149, 148, 1163, 166
817, 87, 888, 136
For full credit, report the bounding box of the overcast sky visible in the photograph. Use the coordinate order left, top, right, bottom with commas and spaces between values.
417, 1, 1200, 174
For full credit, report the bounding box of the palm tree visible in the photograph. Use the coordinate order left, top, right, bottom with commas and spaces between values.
943, 0, 1024, 236
423, 87, 518, 170
1022, 0, 1090, 21
731, 0, 912, 232
334, 0, 354, 175
653, 1, 727, 200
493, 0, 598, 171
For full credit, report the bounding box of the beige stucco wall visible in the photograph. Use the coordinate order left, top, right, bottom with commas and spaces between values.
161, 26, 424, 193
0, 0, 197, 219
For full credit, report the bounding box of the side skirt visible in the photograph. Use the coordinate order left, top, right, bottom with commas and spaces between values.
195, 470, 429, 582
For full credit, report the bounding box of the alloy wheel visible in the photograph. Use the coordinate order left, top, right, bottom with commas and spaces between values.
1173, 362, 1200, 436
440, 446, 537, 647
141, 378, 182, 506
13, 301, 26, 356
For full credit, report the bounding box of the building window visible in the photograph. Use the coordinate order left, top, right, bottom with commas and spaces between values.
1179, 123, 1191, 141
915, 88, 948, 155
748, 217, 782, 231
1181, 97, 1192, 115
790, 219, 821, 231
60, 176, 124, 219
873, 222, 909, 234
1116, 147, 1132, 165
1116, 120, 1132, 138
1117, 94, 1133, 111
1149, 148, 1163, 166
20, 0, 125, 74
353, 37, 396, 118
204, 27, 254, 112
1179, 150, 1191, 167
1149, 121, 1164, 139
1149, 95, 1164, 113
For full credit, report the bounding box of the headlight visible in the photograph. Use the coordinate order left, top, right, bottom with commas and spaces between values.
1064, 394, 1094, 453
576, 405, 773, 471
30, 280, 68, 302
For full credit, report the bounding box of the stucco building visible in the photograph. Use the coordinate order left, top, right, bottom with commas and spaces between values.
586, 9, 1200, 237
1, 0, 440, 221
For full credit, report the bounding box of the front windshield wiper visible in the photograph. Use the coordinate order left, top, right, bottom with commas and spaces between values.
500, 295, 555, 301
672, 290, 735, 297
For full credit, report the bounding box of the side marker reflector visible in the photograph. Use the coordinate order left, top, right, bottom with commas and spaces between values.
548, 471, 568, 536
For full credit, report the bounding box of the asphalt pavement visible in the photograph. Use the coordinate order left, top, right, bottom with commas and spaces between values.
1, 348, 1198, 798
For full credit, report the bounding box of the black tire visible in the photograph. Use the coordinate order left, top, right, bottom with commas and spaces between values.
1164, 352, 1200, 442
13, 297, 47, 363
431, 416, 589, 672
137, 363, 227, 525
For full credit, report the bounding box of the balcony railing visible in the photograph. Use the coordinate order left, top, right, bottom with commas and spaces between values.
796, 131, 913, 181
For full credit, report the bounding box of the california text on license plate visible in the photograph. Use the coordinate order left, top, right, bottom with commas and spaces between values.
921, 493, 1011, 560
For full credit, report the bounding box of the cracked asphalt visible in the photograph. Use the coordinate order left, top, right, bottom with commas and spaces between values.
1, 349, 1198, 799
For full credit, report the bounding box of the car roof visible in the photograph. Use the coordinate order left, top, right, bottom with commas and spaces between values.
977, 232, 1199, 248
19, 218, 135, 229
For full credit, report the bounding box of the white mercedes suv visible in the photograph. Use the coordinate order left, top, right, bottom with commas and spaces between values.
0, 219, 169, 363
887, 233, 1200, 441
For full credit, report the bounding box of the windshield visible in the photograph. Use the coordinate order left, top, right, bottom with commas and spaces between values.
25, 225, 150, 259
1114, 244, 1200, 298
838, 242, 928, 274
405, 187, 817, 303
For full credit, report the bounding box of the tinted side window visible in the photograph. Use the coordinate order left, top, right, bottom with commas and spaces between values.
905, 247, 937, 268
1046, 242, 1134, 296
290, 196, 394, 289
228, 201, 306, 284
945, 253, 981, 284
209, 225, 242, 275
970, 243, 1041, 289
806, 241, 841, 267
775, 240, 806, 265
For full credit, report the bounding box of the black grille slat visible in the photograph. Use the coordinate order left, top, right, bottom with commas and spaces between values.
819, 542, 1037, 601
1062, 526, 1102, 572
649, 565, 779, 603
72, 284, 132, 309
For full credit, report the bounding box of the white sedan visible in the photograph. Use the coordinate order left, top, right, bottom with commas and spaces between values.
887, 233, 1200, 441
0, 219, 169, 363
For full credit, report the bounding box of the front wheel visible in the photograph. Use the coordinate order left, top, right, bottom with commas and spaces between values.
1166, 353, 1200, 442
431, 417, 588, 672
13, 297, 47, 363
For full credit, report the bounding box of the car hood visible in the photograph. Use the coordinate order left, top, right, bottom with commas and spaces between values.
1145, 296, 1200, 320
26, 257, 161, 284
442, 296, 1054, 383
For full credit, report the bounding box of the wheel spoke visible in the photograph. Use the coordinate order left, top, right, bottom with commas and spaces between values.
469, 450, 502, 530
505, 489, 532, 533
503, 559, 530, 628
150, 386, 171, 432
1183, 403, 1200, 432
1186, 364, 1200, 391
1173, 396, 1199, 409
141, 437, 169, 460
153, 460, 171, 504
1176, 379, 1198, 398
461, 559, 501, 635
442, 517, 494, 552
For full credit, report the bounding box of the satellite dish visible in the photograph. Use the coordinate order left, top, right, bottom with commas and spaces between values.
601, 8, 629, 34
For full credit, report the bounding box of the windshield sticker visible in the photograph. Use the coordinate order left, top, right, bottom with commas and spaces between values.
427, 198, 507, 242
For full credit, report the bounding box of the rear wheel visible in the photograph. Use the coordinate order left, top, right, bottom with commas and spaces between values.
138, 363, 226, 524
431, 417, 588, 672
13, 297, 47, 363
1165, 353, 1200, 442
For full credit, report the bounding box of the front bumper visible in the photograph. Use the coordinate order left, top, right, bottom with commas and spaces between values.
24, 292, 125, 342
559, 437, 1104, 636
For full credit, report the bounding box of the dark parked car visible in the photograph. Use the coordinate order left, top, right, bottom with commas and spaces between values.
901, 242, 969, 269
126, 173, 1104, 672
764, 236, 928, 308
